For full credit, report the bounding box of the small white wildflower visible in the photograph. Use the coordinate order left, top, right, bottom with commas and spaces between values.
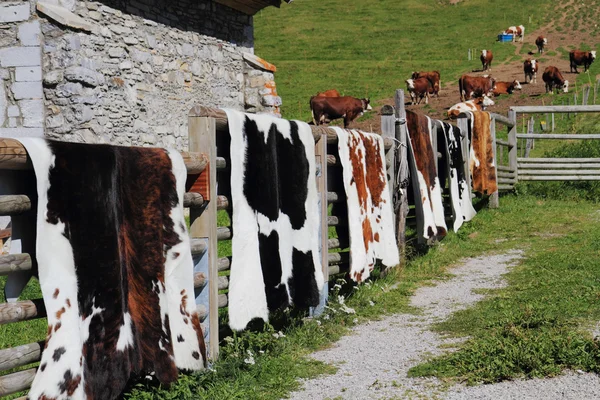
272, 331, 286, 339
369, 300, 375, 306
316, 319, 322, 325
340, 304, 356, 314
333, 283, 342, 290
224, 336, 234, 344
337, 295, 346, 304
259, 350, 265, 354
244, 350, 255, 365
323, 314, 330, 320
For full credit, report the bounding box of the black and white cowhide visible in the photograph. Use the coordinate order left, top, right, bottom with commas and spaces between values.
19, 139, 206, 400
438, 121, 477, 232
333, 128, 399, 283
224, 109, 324, 331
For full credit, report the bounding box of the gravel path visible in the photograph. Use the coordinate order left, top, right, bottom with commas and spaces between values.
287, 250, 600, 399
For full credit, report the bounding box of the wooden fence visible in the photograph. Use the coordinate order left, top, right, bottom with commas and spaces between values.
0, 106, 396, 398
511, 105, 600, 181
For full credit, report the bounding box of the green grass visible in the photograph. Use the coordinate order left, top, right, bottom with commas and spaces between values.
255, 0, 552, 121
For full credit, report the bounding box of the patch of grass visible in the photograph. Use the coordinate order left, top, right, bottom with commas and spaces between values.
409, 195, 600, 384
255, 0, 552, 121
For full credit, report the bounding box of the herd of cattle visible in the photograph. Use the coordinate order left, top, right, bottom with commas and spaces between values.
309, 25, 597, 126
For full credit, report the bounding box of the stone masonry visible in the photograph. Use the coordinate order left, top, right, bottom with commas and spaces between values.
0, 0, 283, 149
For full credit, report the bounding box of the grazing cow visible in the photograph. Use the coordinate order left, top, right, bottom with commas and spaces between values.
536, 35, 547, 53
316, 89, 341, 97
542, 66, 569, 94
493, 80, 522, 95
480, 49, 493, 71
406, 77, 432, 105
569, 50, 597, 73
310, 95, 371, 128
458, 74, 496, 101
504, 25, 525, 42
447, 96, 495, 119
412, 70, 441, 97
524, 58, 538, 84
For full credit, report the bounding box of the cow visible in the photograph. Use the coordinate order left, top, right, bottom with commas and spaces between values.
535, 35, 547, 53
493, 80, 522, 95
524, 58, 538, 84
447, 96, 495, 119
542, 66, 569, 94
309, 95, 371, 128
504, 25, 525, 42
411, 70, 441, 97
458, 74, 496, 101
406, 77, 431, 105
480, 49, 493, 71
569, 50, 597, 73
316, 89, 341, 97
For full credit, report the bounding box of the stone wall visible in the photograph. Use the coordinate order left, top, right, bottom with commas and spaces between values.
0, 0, 283, 149
0, 1, 45, 138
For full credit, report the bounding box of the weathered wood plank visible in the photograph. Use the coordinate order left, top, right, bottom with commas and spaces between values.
0, 341, 43, 372
190, 238, 207, 255
0, 195, 31, 216
183, 192, 204, 208
328, 252, 350, 265
217, 293, 228, 308
217, 226, 231, 240
489, 113, 515, 127
327, 216, 346, 227
0, 299, 45, 325
519, 175, 600, 181
328, 263, 350, 276
216, 157, 227, 170
498, 184, 515, 191
218, 276, 229, 291
489, 116, 499, 208
497, 171, 517, 179
0, 367, 36, 396
508, 110, 518, 183
327, 191, 343, 203
395, 89, 409, 258
495, 139, 511, 147
0, 138, 32, 170
180, 151, 209, 174
186, 106, 393, 149
217, 256, 231, 272
0, 253, 32, 276
511, 105, 600, 113
518, 163, 600, 169
217, 195, 230, 210
497, 165, 516, 172
519, 169, 600, 175
194, 271, 206, 288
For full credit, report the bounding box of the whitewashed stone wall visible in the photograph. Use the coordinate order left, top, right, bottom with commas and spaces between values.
1, 0, 283, 149
0, 1, 45, 138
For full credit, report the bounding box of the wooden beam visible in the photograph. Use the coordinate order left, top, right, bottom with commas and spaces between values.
0, 367, 36, 397
0, 341, 43, 372
187, 106, 393, 149
328, 252, 350, 265
511, 105, 600, 113
326, 191, 343, 203
328, 263, 350, 276
517, 133, 600, 139
217, 226, 231, 241
0, 253, 33, 276
0, 195, 31, 215
0, 299, 45, 325
395, 89, 409, 257
519, 175, 600, 181
518, 158, 600, 163
518, 163, 600, 169
489, 112, 515, 127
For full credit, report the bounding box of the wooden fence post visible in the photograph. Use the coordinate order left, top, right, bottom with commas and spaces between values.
394, 89, 409, 259
508, 109, 518, 183
525, 117, 534, 158
583, 85, 591, 105
489, 117, 499, 208
381, 105, 396, 225
188, 115, 219, 361
311, 134, 328, 316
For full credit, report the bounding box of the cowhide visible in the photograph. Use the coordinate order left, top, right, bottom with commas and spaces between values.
224, 109, 323, 331
439, 121, 477, 232
19, 139, 206, 400
405, 111, 447, 241
333, 128, 399, 283
468, 111, 498, 195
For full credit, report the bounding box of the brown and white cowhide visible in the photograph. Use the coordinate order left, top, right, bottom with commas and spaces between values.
19, 139, 206, 400
333, 128, 399, 283
224, 109, 323, 331
438, 121, 477, 232
405, 111, 447, 242
467, 111, 498, 195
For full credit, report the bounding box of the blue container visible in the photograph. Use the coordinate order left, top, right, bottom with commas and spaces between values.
498, 33, 514, 42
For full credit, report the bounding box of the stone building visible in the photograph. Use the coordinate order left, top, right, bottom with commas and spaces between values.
0, 0, 286, 149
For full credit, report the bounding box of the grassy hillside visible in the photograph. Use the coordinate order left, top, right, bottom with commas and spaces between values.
255, 0, 552, 120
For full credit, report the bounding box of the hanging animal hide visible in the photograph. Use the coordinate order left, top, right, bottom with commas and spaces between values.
405, 110, 447, 242
333, 128, 399, 283
438, 121, 477, 232
468, 111, 498, 195
18, 139, 206, 400
224, 109, 323, 331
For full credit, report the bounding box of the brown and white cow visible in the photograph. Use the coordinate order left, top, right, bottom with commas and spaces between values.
535, 35, 547, 53
504, 25, 525, 42
447, 96, 495, 119
480, 49, 493, 71
316, 89, 341, 97
310, 95, 371, 128
412, 70, 441, 97
493, 80, 522, 95
458, 74, 496, 101
524, 58, 538, 84
569, 50, 597, 73
406, 77, 432, 105
542, 66, 569, 94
